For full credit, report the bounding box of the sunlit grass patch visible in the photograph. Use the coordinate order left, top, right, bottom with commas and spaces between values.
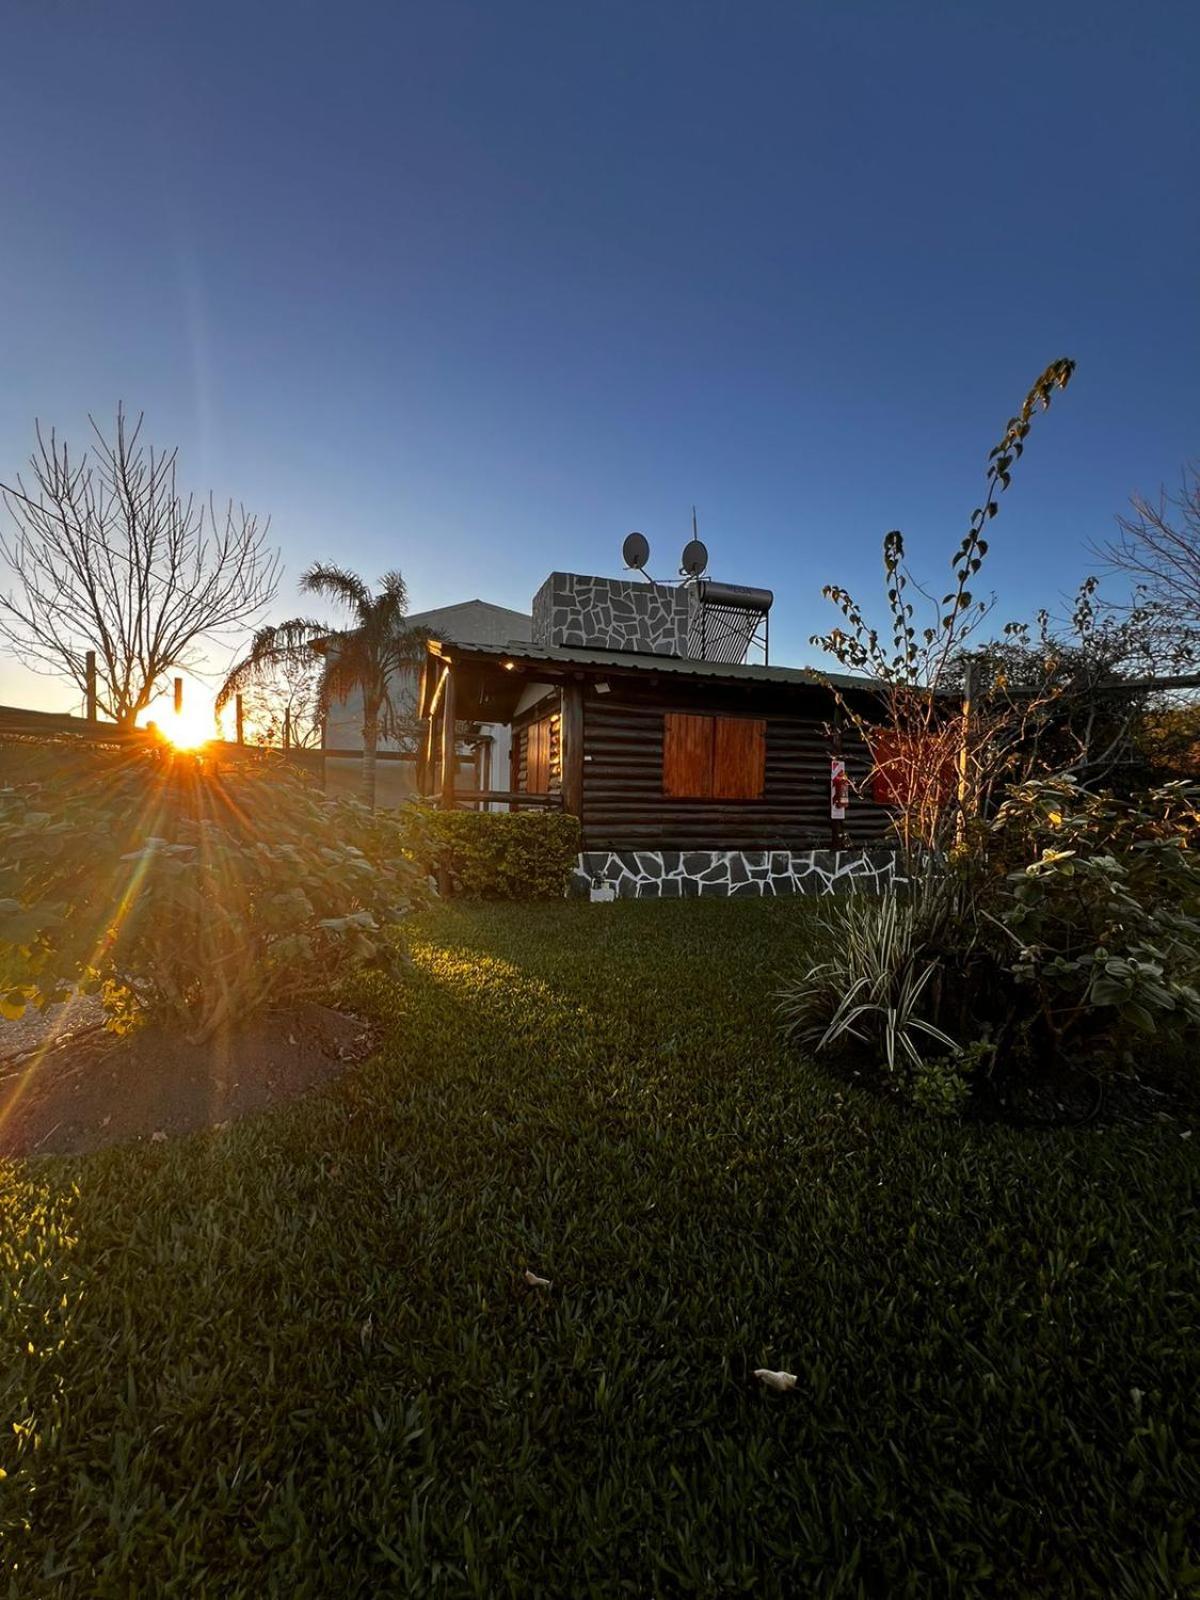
0, 899, 1196, 1598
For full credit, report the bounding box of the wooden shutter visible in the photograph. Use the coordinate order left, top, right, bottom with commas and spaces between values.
663, 713, 713, 797
712, 717, 766, 799
527, 718, 551, 792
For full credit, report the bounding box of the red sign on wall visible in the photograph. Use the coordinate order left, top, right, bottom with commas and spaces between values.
868, 729, 957, 808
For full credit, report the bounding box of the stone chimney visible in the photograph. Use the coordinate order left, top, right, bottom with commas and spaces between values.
532, 572, 691, 657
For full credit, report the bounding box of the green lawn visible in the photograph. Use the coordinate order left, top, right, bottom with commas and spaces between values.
2, 900, 1197, 1597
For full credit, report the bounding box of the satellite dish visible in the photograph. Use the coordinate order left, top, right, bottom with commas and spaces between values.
680, 538, 709, 577
622, 531, 650, 571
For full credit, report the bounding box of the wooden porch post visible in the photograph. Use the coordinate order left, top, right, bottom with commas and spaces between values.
440, 662, 456, 810
561, 680, 584, 820
424, 664, 448, 796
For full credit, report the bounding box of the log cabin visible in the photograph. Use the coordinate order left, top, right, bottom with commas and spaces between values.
419, 568, 901, 898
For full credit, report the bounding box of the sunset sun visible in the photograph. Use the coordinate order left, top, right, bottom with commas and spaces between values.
159, 702, 213, 750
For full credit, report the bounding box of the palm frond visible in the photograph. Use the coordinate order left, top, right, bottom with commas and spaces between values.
216, 617, 327, 711
300, 563, 372, 619
377, 569, 409, 609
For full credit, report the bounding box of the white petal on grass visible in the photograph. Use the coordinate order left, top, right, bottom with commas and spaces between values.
754, 1368, 798, 1392
524, 1270, 552, 1288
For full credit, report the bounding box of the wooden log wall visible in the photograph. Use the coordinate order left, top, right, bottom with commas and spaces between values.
580, 681, 892, 851
510, 704, 562, 795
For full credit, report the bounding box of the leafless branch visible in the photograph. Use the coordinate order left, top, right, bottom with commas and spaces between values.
0, 405, 280, 726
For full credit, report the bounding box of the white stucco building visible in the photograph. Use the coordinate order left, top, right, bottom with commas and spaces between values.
322, 598, 532, 807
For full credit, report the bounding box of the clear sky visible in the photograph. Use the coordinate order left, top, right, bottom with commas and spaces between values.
1, 1, 1197, 715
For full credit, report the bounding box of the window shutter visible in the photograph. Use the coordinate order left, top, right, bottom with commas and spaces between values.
712, 717, 766, 799
663, 713, 713, 797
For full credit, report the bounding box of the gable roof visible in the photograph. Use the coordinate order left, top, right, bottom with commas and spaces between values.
406, 599, 532, 649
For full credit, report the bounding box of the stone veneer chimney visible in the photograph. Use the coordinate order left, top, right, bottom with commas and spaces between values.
531, 572, 692, 657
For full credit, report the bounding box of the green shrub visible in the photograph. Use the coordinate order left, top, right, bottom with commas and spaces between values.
402, 804, 582, 900
0, 748, 426, 1041
782, 779, 1200, 1109
985, 778, 1200, 1065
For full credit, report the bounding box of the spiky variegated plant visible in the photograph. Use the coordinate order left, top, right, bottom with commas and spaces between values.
217, 565, 430, 809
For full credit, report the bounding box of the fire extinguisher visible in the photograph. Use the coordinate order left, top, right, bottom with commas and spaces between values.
830, 757, 849, 819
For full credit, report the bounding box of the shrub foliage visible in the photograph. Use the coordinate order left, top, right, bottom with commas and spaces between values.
404, 804, 582, 900
782, 780, 1200, 1109
0, 748, 425, 1041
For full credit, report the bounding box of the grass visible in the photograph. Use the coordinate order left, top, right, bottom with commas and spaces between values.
1, 899, 1197, 1597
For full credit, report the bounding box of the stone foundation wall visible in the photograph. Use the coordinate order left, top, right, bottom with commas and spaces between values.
571, 847, 902, 899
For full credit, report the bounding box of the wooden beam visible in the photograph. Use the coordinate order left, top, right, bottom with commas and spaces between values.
423, 664, 449, 795
560, 681, 584, 819
85, 650, 98, 721
440, 663, 456, 810
235, 693, 245, 746
448, 789, 562, 808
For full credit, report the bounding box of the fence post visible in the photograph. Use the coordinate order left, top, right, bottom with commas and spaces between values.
85, 651, 98, 721
283, 707, 292, 751
173, 677, 183, 716
235, 694, 245, 746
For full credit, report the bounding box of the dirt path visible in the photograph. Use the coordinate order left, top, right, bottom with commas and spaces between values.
0, 1002, 374, 1157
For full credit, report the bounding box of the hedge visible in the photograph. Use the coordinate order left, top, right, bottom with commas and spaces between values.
403, 805, 582, 900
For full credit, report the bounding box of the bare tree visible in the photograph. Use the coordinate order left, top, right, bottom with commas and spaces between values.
222, 628, 324, 749
814, 358, 1078, 854
1097, 465, 1200, 654
0, 406, 280, 727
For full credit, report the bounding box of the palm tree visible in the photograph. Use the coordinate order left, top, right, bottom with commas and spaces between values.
217, 565, 429, 809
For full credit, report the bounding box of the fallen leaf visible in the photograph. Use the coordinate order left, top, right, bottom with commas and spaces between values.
524, 1270, 552, 1289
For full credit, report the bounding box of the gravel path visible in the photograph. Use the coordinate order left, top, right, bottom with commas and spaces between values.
0, 994, 105, 1063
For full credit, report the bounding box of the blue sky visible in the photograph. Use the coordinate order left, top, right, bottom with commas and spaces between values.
1, 1, 1197, 714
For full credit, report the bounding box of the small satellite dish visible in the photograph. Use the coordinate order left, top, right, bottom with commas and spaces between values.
622, 531, 650, 571
680, 538, 709, 577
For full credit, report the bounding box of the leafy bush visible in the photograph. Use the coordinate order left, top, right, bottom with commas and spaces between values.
0, 748, 426, 1041
985, 778, 1200, 1064
402, 804, 582, 900
782, 780, 1200, 1110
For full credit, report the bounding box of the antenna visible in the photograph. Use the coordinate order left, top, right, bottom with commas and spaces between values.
622, 531, 650, 571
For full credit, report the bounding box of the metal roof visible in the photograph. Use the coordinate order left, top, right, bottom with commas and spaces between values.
426, 636, 889, 695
